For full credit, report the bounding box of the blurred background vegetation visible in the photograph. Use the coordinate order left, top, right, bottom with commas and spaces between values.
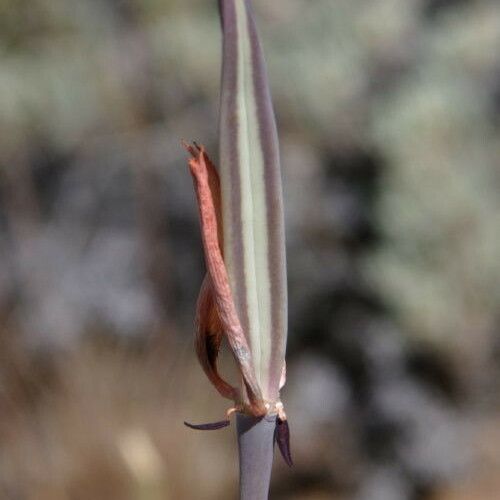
1, 0, 500, 498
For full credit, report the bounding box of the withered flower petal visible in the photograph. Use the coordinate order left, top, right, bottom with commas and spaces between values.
186, 143, 266, 416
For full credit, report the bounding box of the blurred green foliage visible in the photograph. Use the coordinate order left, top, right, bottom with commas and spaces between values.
367, 2, 500, 348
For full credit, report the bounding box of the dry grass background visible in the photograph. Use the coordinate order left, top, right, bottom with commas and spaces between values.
1, 329, 500, 500
0, 330, 242, 500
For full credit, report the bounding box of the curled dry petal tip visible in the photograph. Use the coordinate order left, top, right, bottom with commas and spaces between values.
182, 139, 203, 159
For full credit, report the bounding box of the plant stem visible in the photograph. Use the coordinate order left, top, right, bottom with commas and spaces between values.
236, 413, 276, 500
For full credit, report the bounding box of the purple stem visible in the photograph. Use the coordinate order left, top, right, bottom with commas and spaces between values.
236, 413, 276, 500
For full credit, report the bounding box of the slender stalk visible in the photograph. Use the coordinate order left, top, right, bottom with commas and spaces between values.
236, 413, 276, 500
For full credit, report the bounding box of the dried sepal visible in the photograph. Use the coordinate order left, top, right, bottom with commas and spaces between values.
186, 143, 266, 417
186, 143, 240, 401
184, 419, 231, 431
195, 275, 238, 401
275, 417, 293, 467
186, 144, 245, 401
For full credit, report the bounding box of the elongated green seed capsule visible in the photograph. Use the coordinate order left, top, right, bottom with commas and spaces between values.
219, 0, 287, 403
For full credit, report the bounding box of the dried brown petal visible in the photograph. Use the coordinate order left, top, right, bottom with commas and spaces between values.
186, 143, 266, 416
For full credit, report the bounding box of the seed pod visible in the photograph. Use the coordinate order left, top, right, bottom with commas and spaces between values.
218, 0, 287, 405
185, 0, 288, 431
184, 0, 292, 484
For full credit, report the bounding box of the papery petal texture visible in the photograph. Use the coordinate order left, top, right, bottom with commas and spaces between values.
187, 145, 266, 416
